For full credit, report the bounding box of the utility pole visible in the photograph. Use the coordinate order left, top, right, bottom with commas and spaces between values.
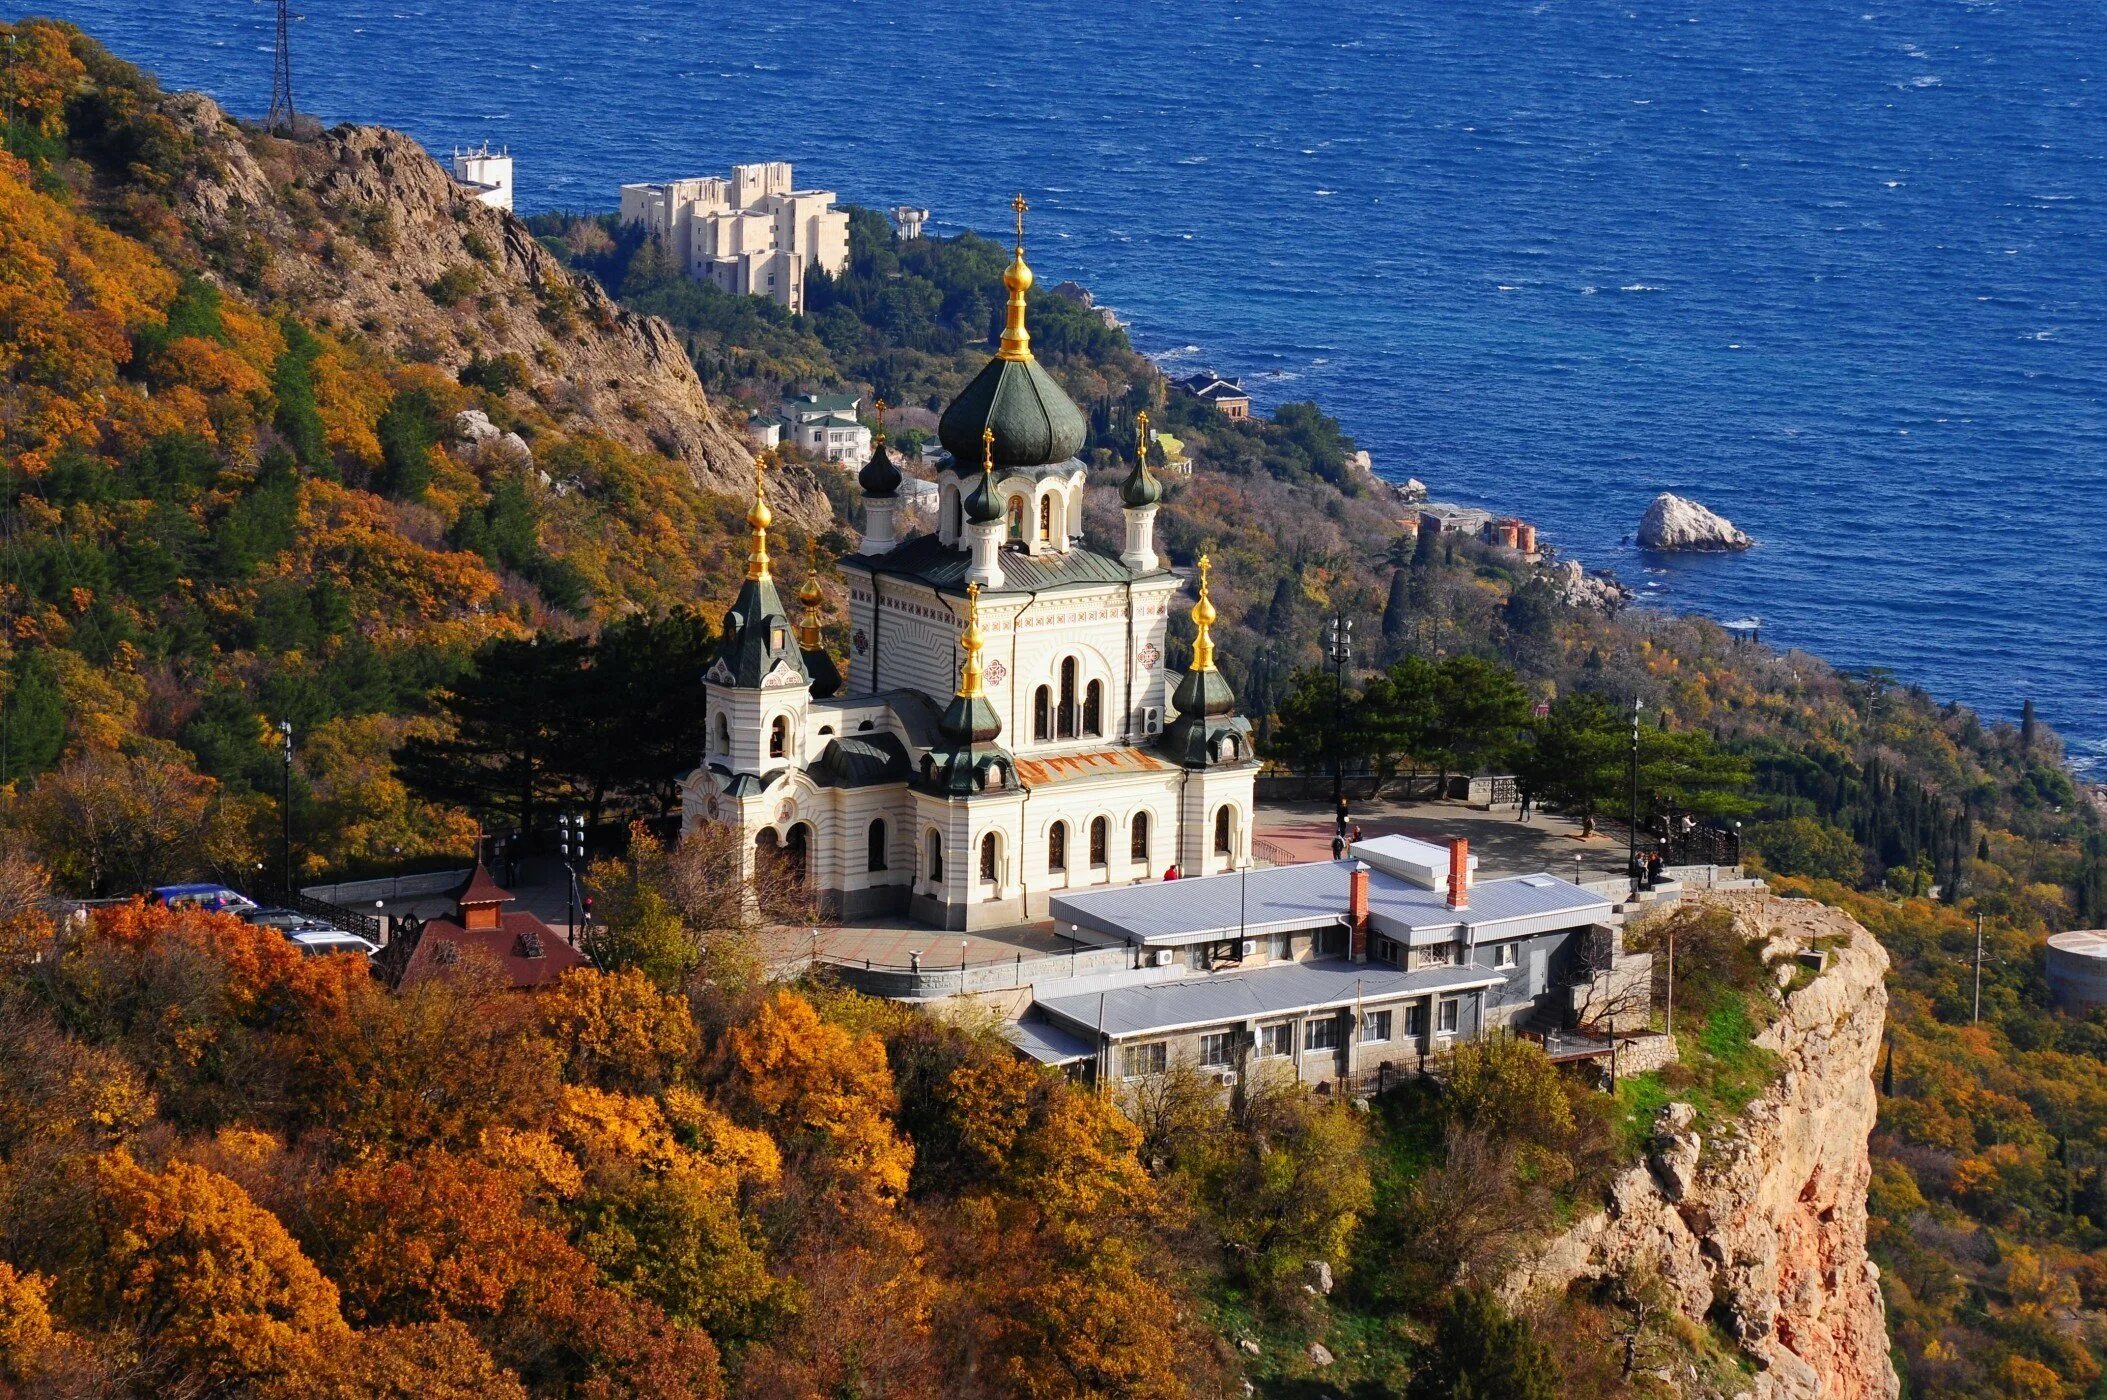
267, 0, 297, 135
1665, 920, 1676, 1039
1973, 911, 1985, 1025
1628, 697, 1644, 898
278, 720, 294, 899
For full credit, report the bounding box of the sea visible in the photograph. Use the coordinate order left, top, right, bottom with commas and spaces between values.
29, 0, 2107, 770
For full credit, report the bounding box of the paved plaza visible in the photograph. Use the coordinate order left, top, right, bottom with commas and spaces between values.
1254, 793, 1629, 883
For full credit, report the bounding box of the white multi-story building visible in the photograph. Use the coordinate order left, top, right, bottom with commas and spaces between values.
618, 162, 850, 314
682, 213, 1257, 930
779, 392, 872, 468
450, 145, 514, 212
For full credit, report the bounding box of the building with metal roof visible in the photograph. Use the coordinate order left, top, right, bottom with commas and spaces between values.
1011, 837, 1627, 1089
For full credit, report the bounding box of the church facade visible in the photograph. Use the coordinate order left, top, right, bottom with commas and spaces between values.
681, 200, 1258, 930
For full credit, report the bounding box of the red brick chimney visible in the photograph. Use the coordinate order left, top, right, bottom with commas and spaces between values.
1348, 862, 1370, 962
1446, 838, 1470, 910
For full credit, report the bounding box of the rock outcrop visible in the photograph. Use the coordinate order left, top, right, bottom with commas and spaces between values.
1506, 895, 1897, 1400
151, 93, 824, 521
1545, 558, 1632, 612
1639, 493, 1752, 552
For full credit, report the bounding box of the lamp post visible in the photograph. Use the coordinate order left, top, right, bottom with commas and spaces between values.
1627, 698, 1643, 898
278, 719, 294, 900
1326, 613, 1354, 828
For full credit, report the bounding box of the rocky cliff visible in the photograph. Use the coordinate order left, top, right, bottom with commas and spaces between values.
150, 94, 826, 520
1509, 895, 1897, 1400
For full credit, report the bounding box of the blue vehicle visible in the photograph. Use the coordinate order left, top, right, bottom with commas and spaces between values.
148, 883, 259, 915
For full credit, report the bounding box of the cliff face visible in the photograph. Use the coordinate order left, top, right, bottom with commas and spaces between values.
1512, 895, 1898, 1400
150, 93, 825, 520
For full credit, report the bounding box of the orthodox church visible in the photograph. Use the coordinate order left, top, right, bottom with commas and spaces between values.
681, 198, 1257, 930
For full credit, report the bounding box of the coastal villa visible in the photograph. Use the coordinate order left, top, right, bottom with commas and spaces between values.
618, 162, 848, 315
779, 392, 872, 468
1175, 369, 1252, 421
890, 205, 930, 239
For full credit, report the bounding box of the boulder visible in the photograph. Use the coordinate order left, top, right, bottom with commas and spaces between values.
454, 408, 501, 445
1306, 1342, 1334, 1368
1305, 1259, 1334, 1296
1545, 559, 1631, 612
1638, 493, 1751, 552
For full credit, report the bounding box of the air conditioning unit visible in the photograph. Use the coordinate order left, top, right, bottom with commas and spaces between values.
1151, 948, 1174, 967
1215, 1070, 1239, 1087
1240, 939, 1257, 958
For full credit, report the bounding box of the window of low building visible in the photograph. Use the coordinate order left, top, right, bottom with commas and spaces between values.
1494, 941, 1518, 968
1121, 1042, 1168, 1079
1199, 1032, 1236, 1067
1305, 1017, 1341, 1051
1372, 935, 1401, 966
1360, 1010, 1392, 1043
1437, 998, 1460, 1034
1259, 1023, 1294, 1058
1404, 1002, 1426, 1039
1415, 942, 1455, 970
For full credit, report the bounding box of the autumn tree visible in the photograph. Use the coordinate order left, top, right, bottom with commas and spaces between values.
7, 744, 260, 896
79, 1150, 351, 1392
1407, 1287, 1559, 1400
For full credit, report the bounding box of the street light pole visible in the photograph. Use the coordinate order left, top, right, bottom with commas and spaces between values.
1326, 614, 1354, 828
1628, 698, 1644, 898
278, 719, 294, 900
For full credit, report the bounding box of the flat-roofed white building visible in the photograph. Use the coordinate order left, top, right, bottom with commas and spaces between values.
1008, 834, 1631, 1089
450, 145, 514, 212
618, 162, 849, 314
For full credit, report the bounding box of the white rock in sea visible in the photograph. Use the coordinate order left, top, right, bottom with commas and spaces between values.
1638, 493, 1751, 552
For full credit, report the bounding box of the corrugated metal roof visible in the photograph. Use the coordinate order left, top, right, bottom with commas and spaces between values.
1050, 860, 1609, 946
1005, 1017, 1096, 1065
1035, 957, 1506, 1040
1014, 748, 1175, 786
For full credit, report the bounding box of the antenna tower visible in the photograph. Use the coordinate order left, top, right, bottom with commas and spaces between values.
267, 0, 296, 135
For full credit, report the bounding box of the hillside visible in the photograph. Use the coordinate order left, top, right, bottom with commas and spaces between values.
0, 20, 834, 884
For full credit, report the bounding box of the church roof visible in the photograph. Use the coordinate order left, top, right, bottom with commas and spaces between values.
848, 532, 1154, 595
1013, 748, 1175, 787
811, 731, 913, 789
938, 354, 1088, 468
713, 576, 807, 688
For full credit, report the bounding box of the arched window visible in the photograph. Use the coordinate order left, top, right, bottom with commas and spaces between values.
980, 832, 999, 883
1048, 822, 1067, 873
1130, 811, 1150, 863
1088, 817, 1108, 867
1006, 496, 1025, 542
1083, 679, 1103, 737
867, 819, 888, 872
1057, 658, 1078, 739
1214, 806, 1234, 855
926, 830, 944, 882
944, 487, 960, 541
711, 711, 729, 755
768, 715, 788, 758
1033, 686, 1051, 743
1038, 494, 1052, 543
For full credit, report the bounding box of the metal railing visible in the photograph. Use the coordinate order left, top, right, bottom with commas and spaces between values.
288, 892, 383, 942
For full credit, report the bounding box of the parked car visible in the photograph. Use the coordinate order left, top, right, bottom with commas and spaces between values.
150, 884, 259, 915
285, 929, 380, 958
244, 907, 336, 933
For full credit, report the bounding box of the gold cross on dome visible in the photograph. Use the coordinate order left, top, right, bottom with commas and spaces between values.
1012, 192, 1028, 250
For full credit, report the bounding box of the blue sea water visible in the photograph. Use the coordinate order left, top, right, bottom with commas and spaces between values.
29, 0, 2107, 768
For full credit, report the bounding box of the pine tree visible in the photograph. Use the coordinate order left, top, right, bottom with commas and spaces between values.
2020, 698, 2038, 754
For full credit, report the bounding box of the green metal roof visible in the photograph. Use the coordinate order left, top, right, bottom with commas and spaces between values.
850, 533, 1157, 595
938, 355, 1088, 468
